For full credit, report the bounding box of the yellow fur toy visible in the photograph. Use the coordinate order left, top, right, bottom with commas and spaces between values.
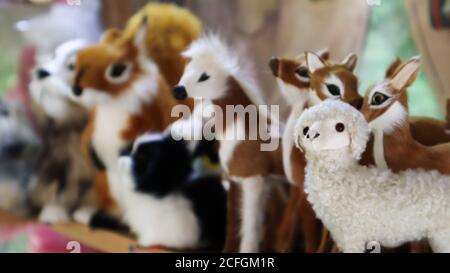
111, 3, 202, 86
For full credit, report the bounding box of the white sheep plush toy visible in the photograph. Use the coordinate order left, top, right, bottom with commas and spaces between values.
294, 99, 450, 253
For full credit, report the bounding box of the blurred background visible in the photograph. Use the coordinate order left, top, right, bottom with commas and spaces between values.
1, 0, 449, 118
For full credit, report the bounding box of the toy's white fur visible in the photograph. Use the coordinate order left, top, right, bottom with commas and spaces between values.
180, 34, 265, 106
276, 78, 308, 107
178, 35, 273, 252
117, 156, 200, 249
295, 100, 450, 253
39, 203, 70, 223
30, 39, 90, 121
369, 101, 408, 134
240, 176, 266, 252
373, 128, 388, 169
84, 46, 160, 209
321, 74, 345, 98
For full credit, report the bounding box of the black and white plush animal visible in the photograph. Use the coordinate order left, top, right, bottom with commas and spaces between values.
117, 133, 226, 251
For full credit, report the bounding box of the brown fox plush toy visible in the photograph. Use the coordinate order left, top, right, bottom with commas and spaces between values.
71, 3, 202, 229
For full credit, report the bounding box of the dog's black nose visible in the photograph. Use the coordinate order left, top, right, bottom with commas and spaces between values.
173, 85, 188, 101
37, 69, 50, 80
73, 86, 83, 96
269, 57, 279, 77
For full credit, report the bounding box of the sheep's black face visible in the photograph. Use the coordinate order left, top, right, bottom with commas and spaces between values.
130, 135, 192, 197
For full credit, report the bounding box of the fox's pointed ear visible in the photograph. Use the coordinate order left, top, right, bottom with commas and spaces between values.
390, 56, 420, 91
101, 28, 123, 44
317, 48, 330, 61
385, 57, 402, 79
306, 51, 326, 74
133, 16, 148, 54
341, 53, 358, 72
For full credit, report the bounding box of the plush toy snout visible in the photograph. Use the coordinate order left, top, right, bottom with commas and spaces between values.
304, 122, 321, 141
173, 85, 188, 101
36, 68, 51, 80
72, 85, 83, 97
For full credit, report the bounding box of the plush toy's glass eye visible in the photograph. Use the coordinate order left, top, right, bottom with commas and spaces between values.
67, 63, 75, 71
327, 84, 341, 96
335, 123, 345, 132
105, 62, 132, 84
111, 64, 128, 77
303, 126, 309, 136
198, 73, 210, 83
295, 67, 310, 79
371, 92, 390, 106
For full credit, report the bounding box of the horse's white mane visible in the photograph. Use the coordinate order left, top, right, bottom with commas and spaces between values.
183, 34, 265, 106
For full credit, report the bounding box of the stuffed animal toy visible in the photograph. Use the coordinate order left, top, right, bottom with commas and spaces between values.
72, 5, 200, 228
360, 56, 450, 174
116, 132, 226, 251
294, 100, 450, 253
0, 99, 40, 213
27, 39, 95, 224
269, 51, 363, 252
174, 34, 285, 253
370, 57, 450, 146
108, 2, 202, 87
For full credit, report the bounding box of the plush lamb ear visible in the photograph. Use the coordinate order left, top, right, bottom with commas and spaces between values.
341, 53, 358, 72
101, 28, 122, 44
349, 111, 371, 160
295, 136, 304, 153
385, 57, 402, 79
306, 52, 326, 73
390, 56, 420, 91
317, 48, 330, 61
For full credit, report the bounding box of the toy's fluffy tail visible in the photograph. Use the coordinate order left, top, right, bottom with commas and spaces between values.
123, 3, 203, 87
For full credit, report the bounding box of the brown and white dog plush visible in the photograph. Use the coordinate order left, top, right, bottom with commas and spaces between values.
361, 56, 450, 174
270, 51, 362, 252
174, 35, 285, 253
70, 21, 182, 228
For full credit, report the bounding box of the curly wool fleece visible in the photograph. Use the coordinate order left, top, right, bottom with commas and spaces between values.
295, 100, 450, 253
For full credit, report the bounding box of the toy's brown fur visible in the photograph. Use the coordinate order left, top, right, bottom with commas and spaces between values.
383, 57, 450, 146
75, 4, 201, 214
361, 57, 450, 175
